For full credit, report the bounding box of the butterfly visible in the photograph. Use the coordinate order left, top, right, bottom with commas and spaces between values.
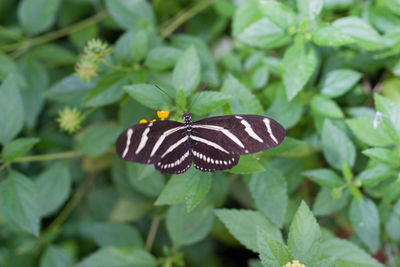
116, 112, 285, 174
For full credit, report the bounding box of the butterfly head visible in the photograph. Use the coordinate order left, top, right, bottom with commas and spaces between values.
182, 112, 192, 123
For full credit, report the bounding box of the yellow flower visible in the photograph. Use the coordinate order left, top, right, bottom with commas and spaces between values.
282, 260, 306, 267
56, 107, 84, 134
157, 110, 169, 120
139, 119, 148, 124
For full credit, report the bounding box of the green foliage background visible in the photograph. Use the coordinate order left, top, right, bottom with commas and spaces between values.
0, 0, 400, 266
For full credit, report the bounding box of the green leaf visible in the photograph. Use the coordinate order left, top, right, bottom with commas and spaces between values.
145, 46, 182, 71
114, 29, 148, 63
311, 94, 344, 118
2, 137, 39, 162
313, 188, 350, 216
0, 52, 26, 87
320, 69, 362, 98
374, 93, 400, 135
190, 91, 231, 115
127, 164, 165, 198
332, 17, 386, 51
297, 0, 323, 20
166, 203, 214, 247
18, 0, 61, 35
0, 171, 39, 236
288, 201, 321, 265
322, 120, 356, 170
78, 124, 122, 157
258, 0, 297, 29
215, 209, 282, 252
77, 247, 157, 267
249, 165, 287, 227
302, 168, 343, 189
283, 41, 317, 101
28, 44, 78, 65
222, 75, 264, 114
357, 164, 396, 188
228, 155, 265, 174
321, 238, 384, 267
382, 0, 400, 15
346, 117, 397, 146
86, 222, 143, 247
362, 148, 400, 167
36, 162, 71, 216
125, 84, 172, 110
312, 258, 336, 267
252, 65, 269, 89
312, 23, 355, 47
257, 227, 292, 267
40, 245, 74, 267
105, 0, 155, 29
173, 46, 201, 95
264, 137, 313, 158
385, 213, 400, 241
349, 197, 380, 252
0, 75, 24, 144
46, 75, 94, 105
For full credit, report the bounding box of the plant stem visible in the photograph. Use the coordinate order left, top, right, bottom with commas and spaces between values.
0, 11, 108, 52
160, 0, 215, 40
11, 151, 81, 163
145, 216, 161, 251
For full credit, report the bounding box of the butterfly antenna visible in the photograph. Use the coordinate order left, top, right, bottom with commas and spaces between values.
189, 82, 210, 110
154, 84, 185, 113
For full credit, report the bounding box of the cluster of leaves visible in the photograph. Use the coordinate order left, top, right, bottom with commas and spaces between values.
0, 0, 400, 266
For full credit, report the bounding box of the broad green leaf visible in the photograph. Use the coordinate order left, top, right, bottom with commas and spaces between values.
36, 163, 71, 216
0, 171, 39, 236
368, 7, 400, 33
228, 155, 265, 174
2, 137, 39, 162
297, 0, 323, 20
114, 29, 148, 63
313, 188, 350, 216
346, 117, 397, 146
190, 91, 231, 115
249, 165, 287, 227
40, 245, 74, 267
302, 168, 343, 189
311, 94, 344, 118
215, 209, 282, 252
264, 137, 313, 158
322, 120, 356, 170
105, 0, 155, 29
232, 0, 263, 37
166, 204, 214, 247
288, 201, 321, 265
18, 0, 61, 35
86, 222, 143, 247
145, 46, 182, 71
259, 0, 297, 29
0, 52, 26, 87
349, 198, 380, 252
332, 17, 386, 51
173, 46, 201, 95
127, 164, 165, 198
385, 213, 400, 241
374, 93, 400, 135
283, 41, 317, 101
362, 148, 400, 167
357, 164, 396, 188
0, 75, 24, 144
222, 75, 264, 114
257, 227, 292, 267
125, 84, 172, 110
322, 238, 384, 267
77, 247, 157, 267
46, 75, 95, 105
320, 69, 361, 98
78, 124, 122, 157
312, 24, 354, 47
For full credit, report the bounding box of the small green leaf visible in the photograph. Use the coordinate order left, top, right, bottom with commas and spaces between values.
297, 0, 323, 20
0, 171, 39, 236
114, 29, 148, 63
264, 137, 313, 158
288, 201, 321, 265
357, 164, 396, 188
173, 46, 201, 95
105, 0, 155, 29
322, 120, 356, 170
302, 168, 343, 189
311, 94, 344, 118
125, 84, 172, 110
258, 0, 296, 29
40, 245, 74, 267
86, 222, 143, 247
312, 23, 354, 47
78, 124, 122, 157
257, 227, 292, 267
145, 46, 182, 71
228, 155, 265, 174
46, 75, 94, 105
252, 65, 269, 89
2, 137, 39, 162
166, 204, 213, 247
349, 197, 380, 252
190, 91, 231, 115
313, 188, 350, 216
215, 209, 282, 252
320, 69, 362, 98
36, 162, 71, 216
283, 41, 317, 101
77, 247, 157, 267
362, 148, 400, 167
374, 93, 400, 135
0, 75, 24, 144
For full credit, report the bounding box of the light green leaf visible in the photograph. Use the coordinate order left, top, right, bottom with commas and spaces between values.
125, 84, 172, 110
374, 93, 400, 135
46, 75, 95, 105
257, 227, 292, 267
86, 222, 143, 247
105, 0, 155, 29
252, 65, 269, 89
297, 0, 323, 20
349, 197, 380, 252
259, 0, 297, 29
362, 148, 400, 167
264, 137, 312, 158
77, 247, 157, 267
288, 202, 321, 265
173, 46, 201, 95
78, 124, 122, 157
36, 162, 71, 216
385, 213, 400, 241
313, 188, 350, 216
228, 155, 265, 174
302, 168, 343, 189
382, 0, 400, 16
320, 69, 362, 98
145, 46, 182, 71
311, 94, 344, 118
0, 75, 24, 144
0, 171, 39, 236
283, 41, 317, 101
232, 0, 263, 37
312, 23, 355, 47
114, 29, 148, 63
357, 164, 396, 188
215, 209, 282, 252
2, 137, 39, 162
166, 204, 214, 247
40, 245, 74, 267
190, 91, 231, 115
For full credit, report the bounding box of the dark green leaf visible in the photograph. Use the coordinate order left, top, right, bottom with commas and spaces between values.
40, 245, 73, 267
264, 137, 313, 158
0, 52, 26, 87
257, 227, 292, 267
228, 155, 265, 174
313, 188, 350, 216
173, 46, 201, 95
127, 164, 165, 197
320, 69, 361, 98
2, 137, 39, 162
78, 124, 122, 157
145, 46, 182, 71
46, 75, 95, 105
302, 168, 343, 189
191, 91, 231, 115
114, 29, 148, 63
125, 84, 172, 110
385, 213, 400, 241
105, 0, 155, 29
86, 222, 143, 247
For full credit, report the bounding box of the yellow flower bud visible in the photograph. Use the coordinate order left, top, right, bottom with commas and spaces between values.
139, 119, 148, 124
157, 110, 169, 120
282, 260, 306, 267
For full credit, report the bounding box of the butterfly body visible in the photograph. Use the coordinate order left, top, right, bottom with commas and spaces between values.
116, 113, 285, 174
